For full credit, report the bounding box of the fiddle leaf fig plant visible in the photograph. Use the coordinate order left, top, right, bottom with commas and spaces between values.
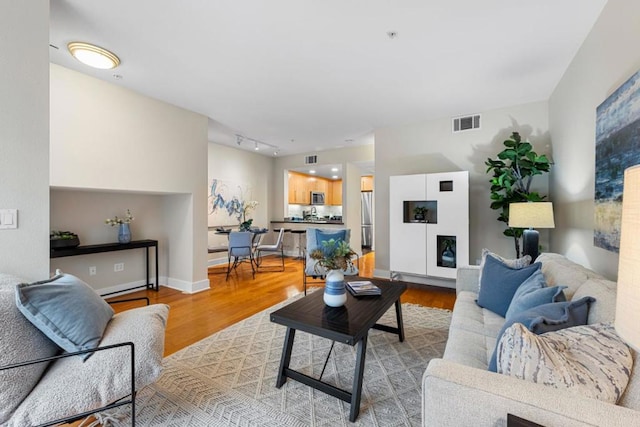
485, 132, 551, 257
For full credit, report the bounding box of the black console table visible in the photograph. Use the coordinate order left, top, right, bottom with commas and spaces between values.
50, 239, 159, 297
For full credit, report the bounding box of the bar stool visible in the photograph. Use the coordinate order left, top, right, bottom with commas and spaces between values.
290, 229, 306, 260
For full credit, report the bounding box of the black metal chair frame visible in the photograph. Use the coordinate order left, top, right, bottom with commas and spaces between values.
226, 239, 255, 280
0, 297, 150, 427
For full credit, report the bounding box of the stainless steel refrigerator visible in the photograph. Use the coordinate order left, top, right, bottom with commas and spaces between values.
361, 191, 373, 248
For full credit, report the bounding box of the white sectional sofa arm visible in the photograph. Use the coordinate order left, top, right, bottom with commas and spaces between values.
422, 358, 640, 427
456, 265, 480, 295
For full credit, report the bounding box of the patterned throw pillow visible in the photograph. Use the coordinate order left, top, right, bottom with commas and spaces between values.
497, 323, 633, 404
478, 249, 532, 291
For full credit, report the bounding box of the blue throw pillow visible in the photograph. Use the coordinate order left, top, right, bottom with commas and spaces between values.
488, 296, 595, 372
505, 270, 567, 319
315, 229, 347, 255
15, 272, 115, 361
476, 256, 542, 317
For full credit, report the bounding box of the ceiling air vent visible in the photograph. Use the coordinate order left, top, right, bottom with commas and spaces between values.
304, 154, 318, 165
452, 114, 481, 133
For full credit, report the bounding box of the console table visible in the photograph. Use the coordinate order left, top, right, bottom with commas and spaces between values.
50, 239, 159, 297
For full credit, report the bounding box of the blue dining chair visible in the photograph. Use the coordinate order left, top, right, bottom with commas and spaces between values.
226, 231, 255, 280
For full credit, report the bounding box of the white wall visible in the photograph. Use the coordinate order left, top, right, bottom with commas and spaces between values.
375, 101, 550, 277
207, 142, 274, 264
50, 65, 209, 291
0, 1, 50, 280
548, 0, 640, 280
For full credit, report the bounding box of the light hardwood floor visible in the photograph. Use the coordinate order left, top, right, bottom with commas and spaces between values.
109, 252, 456, 357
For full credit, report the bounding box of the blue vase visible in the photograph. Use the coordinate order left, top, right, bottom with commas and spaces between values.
324, 270, 347, 307
118, 223, 131, 244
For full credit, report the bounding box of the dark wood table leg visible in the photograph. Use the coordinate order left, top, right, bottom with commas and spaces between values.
349, 335, 368, 422
276, 327, 296, 388
395, 299, 405, 342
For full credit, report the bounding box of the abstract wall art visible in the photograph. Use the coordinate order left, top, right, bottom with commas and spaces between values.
208, 179, 253, 227
594, 69, 640, 252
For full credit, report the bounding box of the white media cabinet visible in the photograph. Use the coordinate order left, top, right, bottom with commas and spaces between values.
389, 171, 469, 280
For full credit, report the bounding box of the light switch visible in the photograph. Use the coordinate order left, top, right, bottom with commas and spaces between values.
0, 209, 18, 229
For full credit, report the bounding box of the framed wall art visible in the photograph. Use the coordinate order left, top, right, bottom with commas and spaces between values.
594, 69, 640, 252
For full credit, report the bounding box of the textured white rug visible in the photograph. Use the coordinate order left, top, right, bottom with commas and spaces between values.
111, 294, 451, 426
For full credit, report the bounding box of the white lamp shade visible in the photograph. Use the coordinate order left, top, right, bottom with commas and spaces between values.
508, 202, 555, 228
615, 165, 640, 351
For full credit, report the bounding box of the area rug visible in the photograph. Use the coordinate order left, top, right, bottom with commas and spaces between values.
111, 294, 451, 426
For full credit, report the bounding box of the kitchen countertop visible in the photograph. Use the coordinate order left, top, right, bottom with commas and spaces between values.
271, 219, 344, 225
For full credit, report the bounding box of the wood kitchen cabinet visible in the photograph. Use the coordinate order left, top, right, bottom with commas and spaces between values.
361, 175, 374, 192
288, 171, 340, 205
329, 180, 342, 205
288, 172, 310, 204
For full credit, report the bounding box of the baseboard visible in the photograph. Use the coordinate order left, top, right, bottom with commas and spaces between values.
208, 257, 228, 267
165, 277, 210, 294
373, 268, 455, 289
97, 279, 151, 297
97, 275, 211, 296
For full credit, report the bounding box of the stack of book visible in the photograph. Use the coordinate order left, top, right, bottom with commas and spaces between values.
346, 281, 381, 296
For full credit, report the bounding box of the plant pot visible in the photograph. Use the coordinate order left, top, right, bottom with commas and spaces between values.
323, 269, 347, 307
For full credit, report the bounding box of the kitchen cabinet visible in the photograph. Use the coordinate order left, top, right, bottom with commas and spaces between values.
288, 172, 310, 204
288, 171, 342, 206
329, 180, 342, 205
361, 175, 373, 192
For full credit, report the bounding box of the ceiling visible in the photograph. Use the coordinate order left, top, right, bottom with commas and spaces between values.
49, 0, 607, 157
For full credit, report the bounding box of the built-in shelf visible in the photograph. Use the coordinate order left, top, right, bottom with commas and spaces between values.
402, 200, 437, 224
436, 235, 457, 268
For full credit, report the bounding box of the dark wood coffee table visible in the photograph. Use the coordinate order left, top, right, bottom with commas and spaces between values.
270, 277, 407, 422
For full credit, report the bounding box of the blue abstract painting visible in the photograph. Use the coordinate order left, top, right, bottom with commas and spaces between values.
595, 69, 640, 252
208, 179, 253, 227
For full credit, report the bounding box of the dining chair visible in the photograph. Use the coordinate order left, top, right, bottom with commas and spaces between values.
255, 228, 285, 272
226, 231, 255, 280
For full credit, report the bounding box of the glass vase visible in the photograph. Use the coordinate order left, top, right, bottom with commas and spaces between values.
118, 223, 131, 244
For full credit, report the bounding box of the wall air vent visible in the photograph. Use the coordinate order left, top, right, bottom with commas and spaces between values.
452, 114, 481, 133
304, 155, 318, 165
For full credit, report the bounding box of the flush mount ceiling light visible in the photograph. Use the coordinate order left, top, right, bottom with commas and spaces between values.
68, 42, 120, 69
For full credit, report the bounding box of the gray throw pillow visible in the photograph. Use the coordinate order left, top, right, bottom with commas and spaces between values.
15, 271, 114, 360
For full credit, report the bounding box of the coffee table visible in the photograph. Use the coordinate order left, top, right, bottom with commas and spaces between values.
270, 277, 407, 421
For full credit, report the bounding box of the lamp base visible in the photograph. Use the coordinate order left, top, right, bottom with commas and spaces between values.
522, 229, 540, 261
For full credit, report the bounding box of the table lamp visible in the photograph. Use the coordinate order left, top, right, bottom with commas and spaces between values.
616, 165, 640, 351
508, 202, 555, 261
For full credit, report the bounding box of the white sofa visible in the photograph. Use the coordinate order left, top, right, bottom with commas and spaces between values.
422, 253, 640, 426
